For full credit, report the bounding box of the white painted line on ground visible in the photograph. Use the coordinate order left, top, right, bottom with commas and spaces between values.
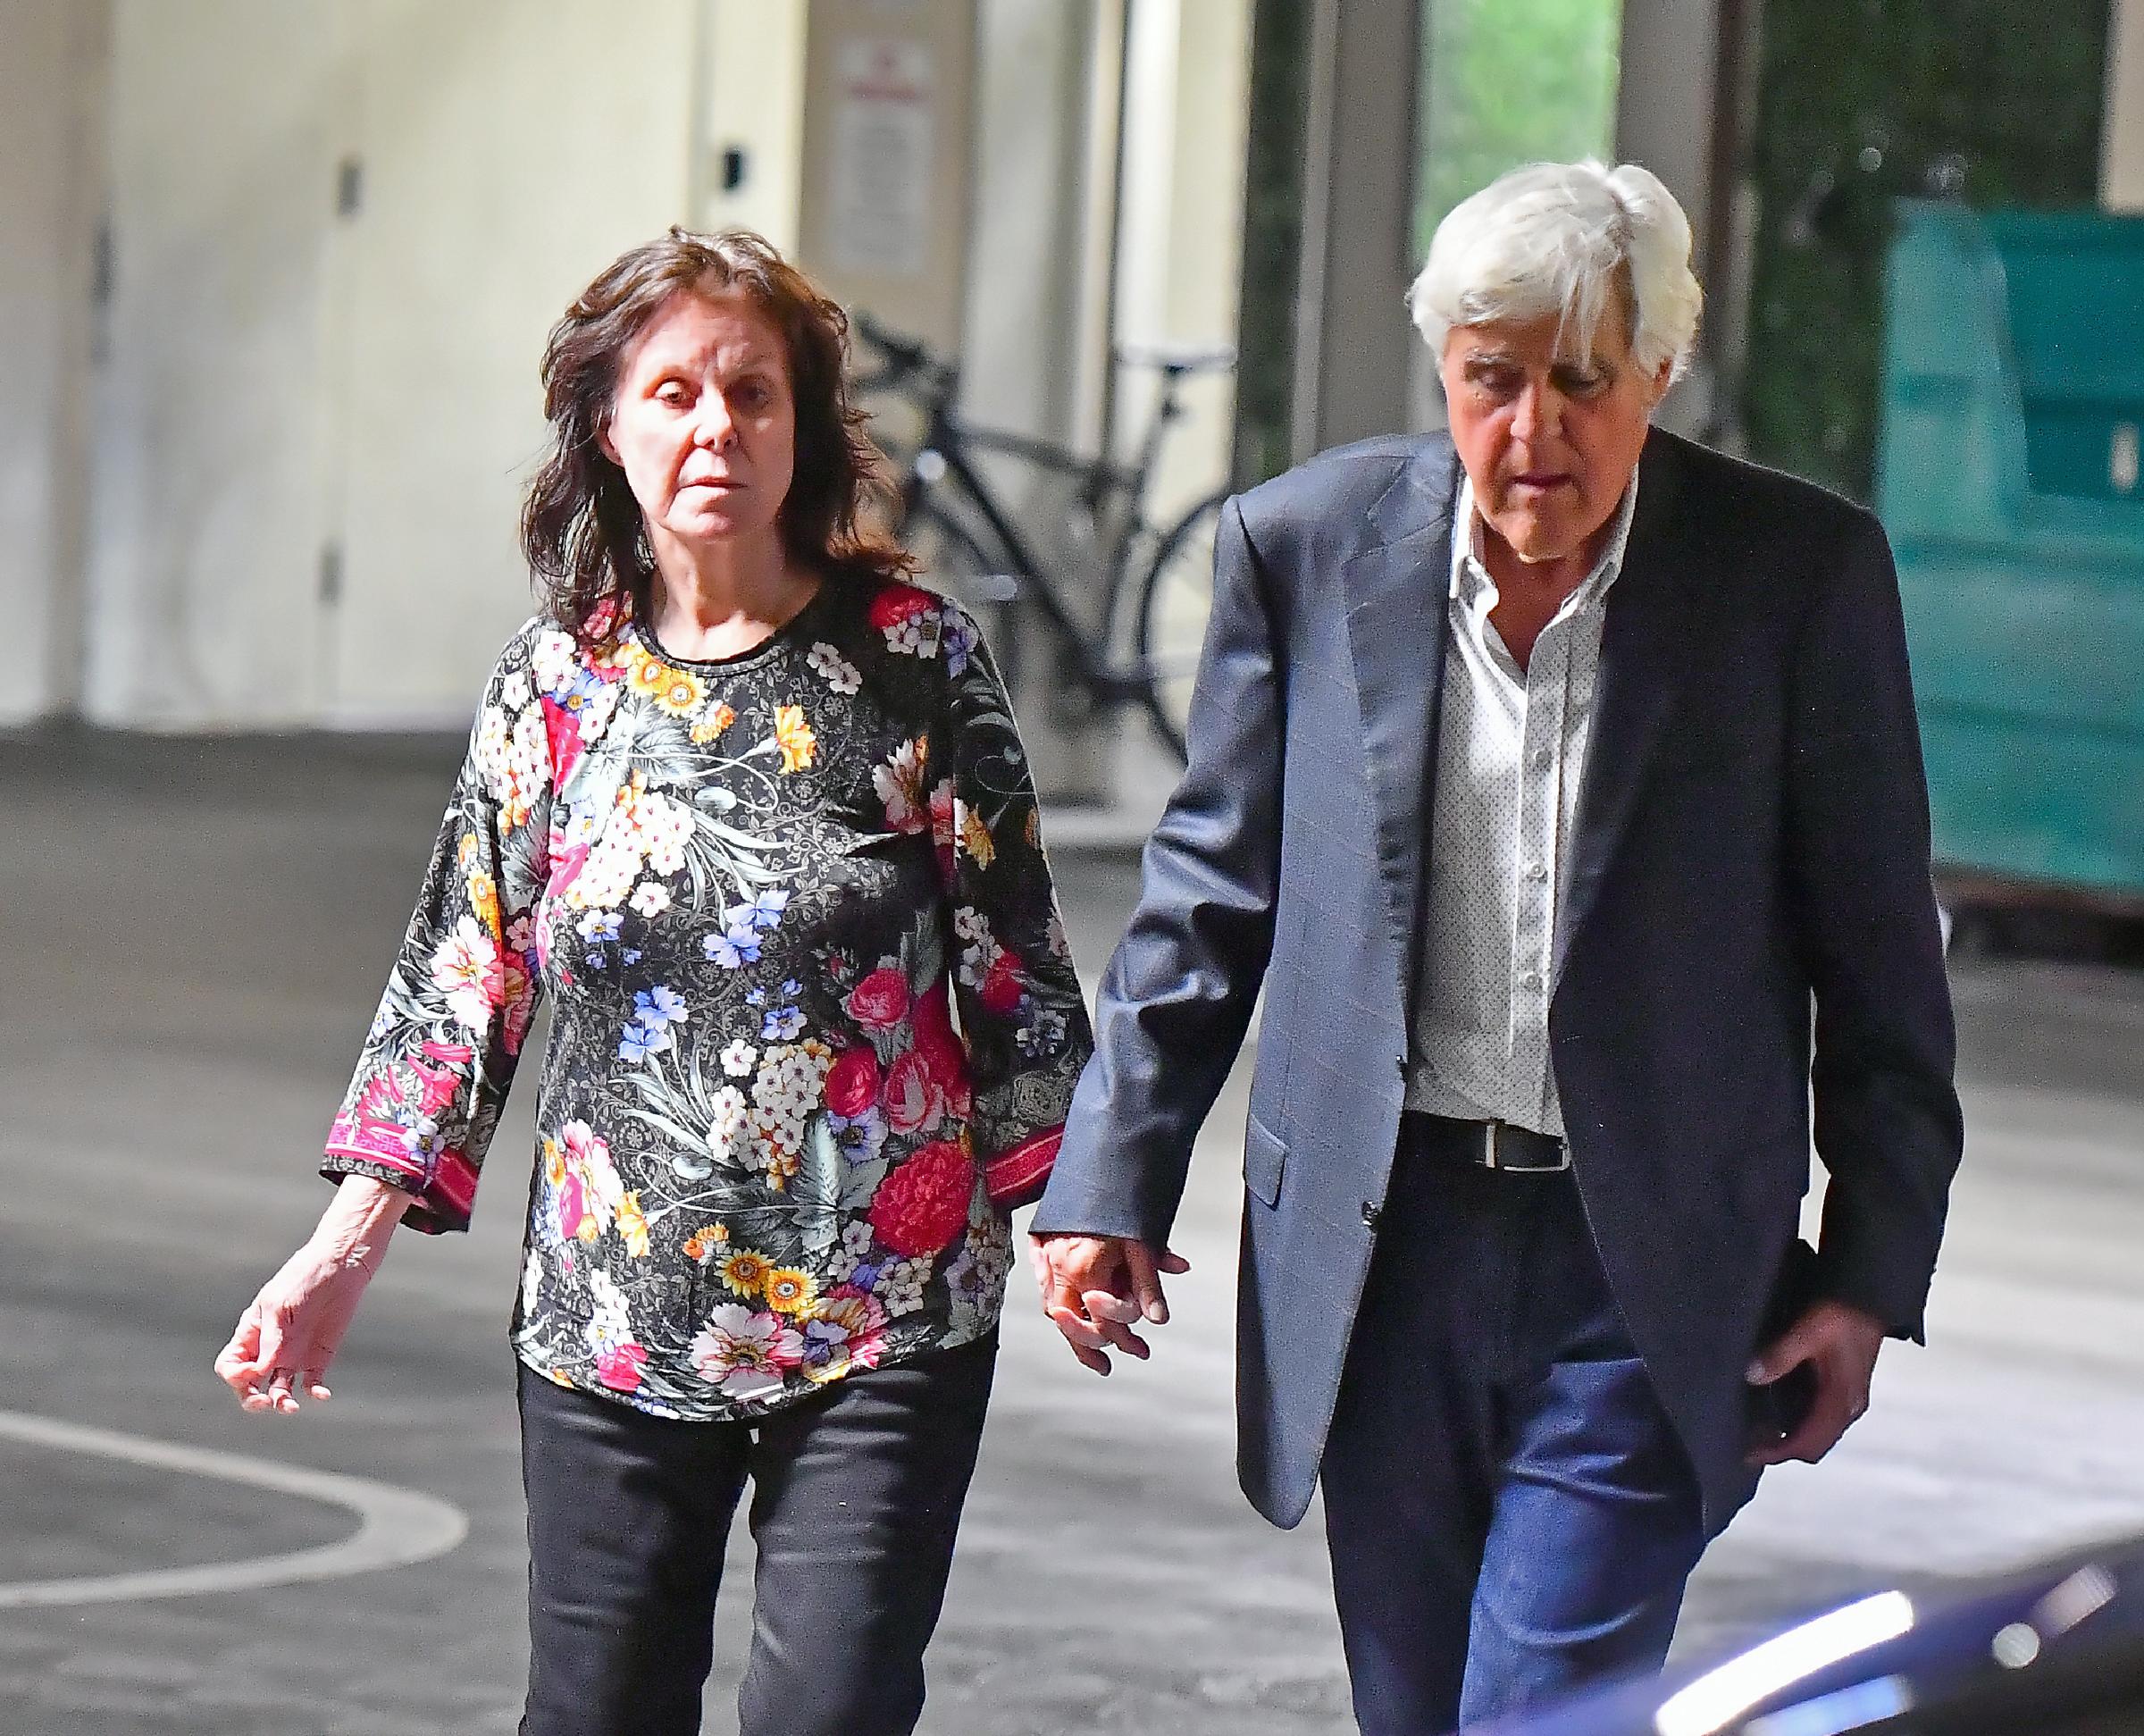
0, 1407, 469, 1607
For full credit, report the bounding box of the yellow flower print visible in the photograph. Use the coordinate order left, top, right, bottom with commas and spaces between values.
774, 703, 817, 774
616, 1191, 650, 1258
456, 833, 481, 869
682, 1223, 727, 1263
650, 667, 706, 717
467, 870, 502, 941
625, 646, 674, 699
959, 803, 995, 868
542, 1136, 565, 1188
719, 1250, 772, 1297
763, 1268, 817, 1317
690, 701, 738, 745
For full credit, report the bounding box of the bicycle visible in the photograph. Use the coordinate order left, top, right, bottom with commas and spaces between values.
850, 311, 1233, 761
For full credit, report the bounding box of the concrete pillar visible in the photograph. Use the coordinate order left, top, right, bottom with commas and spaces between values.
1289, 0, 1419, 459
2106, 0, 2144, 210
1613, 0, 1746, 439
0, 0, 109, 725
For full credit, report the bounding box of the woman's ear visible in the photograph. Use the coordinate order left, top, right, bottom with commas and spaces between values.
595, 416, 619, 467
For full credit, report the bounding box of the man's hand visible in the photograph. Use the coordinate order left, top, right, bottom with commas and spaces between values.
1027, 1234, 1190, 1375
1745, 1298, 1887, 1466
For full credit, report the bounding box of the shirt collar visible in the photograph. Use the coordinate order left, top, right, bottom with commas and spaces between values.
1449, 464, 1641, 606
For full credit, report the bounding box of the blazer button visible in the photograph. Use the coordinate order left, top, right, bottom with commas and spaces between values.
1361, 1201, 1381, 1229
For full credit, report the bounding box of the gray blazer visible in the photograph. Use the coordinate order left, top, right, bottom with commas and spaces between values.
1031, 427, 1964, 1531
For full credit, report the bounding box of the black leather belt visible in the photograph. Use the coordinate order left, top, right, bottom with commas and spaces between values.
1403, 1112, 1571, 1172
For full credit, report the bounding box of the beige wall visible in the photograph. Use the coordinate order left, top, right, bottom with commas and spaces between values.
81, 0, 699, 729
324, 0, 698, 725
83, 0, 343, 726
0, 1, 109, 724
695, 0, 808, 248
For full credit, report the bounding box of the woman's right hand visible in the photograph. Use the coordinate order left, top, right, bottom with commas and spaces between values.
214, 1175, 411, 1415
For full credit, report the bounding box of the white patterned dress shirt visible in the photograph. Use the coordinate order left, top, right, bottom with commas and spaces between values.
1404, 467, 1640, 1136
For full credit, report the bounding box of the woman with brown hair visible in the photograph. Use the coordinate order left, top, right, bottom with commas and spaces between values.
214, 229, 1093, 1735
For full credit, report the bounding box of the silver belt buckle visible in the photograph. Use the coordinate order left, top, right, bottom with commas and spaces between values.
1481, 1121, 1570, 1172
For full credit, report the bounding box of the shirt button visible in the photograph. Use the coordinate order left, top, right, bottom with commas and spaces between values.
1524, 861, 1549, 882
1520, 969, 1544, 990
1530, 749, 1552, 770
1361, 1201, 1381, 1229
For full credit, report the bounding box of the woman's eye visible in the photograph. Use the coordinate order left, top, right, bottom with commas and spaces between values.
656, 384, 690, 407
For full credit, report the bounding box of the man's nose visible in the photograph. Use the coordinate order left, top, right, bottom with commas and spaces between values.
1512, 380, 1561, 444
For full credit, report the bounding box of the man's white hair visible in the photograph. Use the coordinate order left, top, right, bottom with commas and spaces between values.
1407, 160, 1703, 382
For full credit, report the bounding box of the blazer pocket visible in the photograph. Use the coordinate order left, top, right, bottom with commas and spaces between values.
1244, 1115, 1287, 1207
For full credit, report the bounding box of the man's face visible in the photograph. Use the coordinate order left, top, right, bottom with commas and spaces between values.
1439, 311, 1669, 566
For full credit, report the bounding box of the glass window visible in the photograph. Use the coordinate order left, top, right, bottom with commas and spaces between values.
1414, 0, 1625, 254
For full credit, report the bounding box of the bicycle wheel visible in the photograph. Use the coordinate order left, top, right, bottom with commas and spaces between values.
1134, 490, 1225, 759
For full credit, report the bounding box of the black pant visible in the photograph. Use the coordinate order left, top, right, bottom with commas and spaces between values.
516, 1334, 997, 1736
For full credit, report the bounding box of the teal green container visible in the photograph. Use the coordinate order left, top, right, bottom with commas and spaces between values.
1877, 202, 2144, 903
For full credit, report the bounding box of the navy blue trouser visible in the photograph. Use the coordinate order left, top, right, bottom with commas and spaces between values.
516, 1334, 995, 1736
1321, 1141, 1707, 1734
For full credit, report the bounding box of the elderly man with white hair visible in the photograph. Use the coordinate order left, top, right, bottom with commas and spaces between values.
1029, 158, 1963, 1731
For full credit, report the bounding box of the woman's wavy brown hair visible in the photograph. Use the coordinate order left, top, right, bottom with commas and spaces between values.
521, 227, 913, 644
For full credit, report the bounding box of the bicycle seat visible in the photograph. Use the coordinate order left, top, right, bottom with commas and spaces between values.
1113, 340, 1238, 375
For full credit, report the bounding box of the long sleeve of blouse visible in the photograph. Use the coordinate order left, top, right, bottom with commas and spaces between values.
322, 579, 1093, 1420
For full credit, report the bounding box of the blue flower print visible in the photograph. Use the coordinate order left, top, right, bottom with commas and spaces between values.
704, 927, 762, 969
745, 987, 767, 1008
761, 1004, 806, 1041
618, 1022, 673, 1063
635, 985, 689, 1032
746, 890, 790, 931
622, 948, 642, 966
779, 978, 802, 999
940, 606, 976, 678
578, 911, 623, 944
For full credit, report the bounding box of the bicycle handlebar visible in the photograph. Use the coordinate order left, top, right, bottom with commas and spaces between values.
852, 310, 936, 377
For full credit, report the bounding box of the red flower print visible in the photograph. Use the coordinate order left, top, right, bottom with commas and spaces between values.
978, 954, 1024, 1016
882, 1050, 944, 1136
595, 1343, 646, 1393
912, 985, 971, 1113
541, 695, 586, 783
557, 1171, 588, 1242
868, 584, 939, 632
825, 1047, 880, 1118
847, 967, 912, 1032
867, 1140, 976, 1257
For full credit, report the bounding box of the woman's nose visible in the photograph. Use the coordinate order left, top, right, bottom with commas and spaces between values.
693, 394, 740, 450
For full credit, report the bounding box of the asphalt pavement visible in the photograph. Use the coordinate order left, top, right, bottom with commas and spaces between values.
1, 727, 2140, 1735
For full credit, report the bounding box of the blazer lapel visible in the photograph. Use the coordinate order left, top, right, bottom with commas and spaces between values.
1554, 430, 1705, 988
1342, 440, 1461, 1007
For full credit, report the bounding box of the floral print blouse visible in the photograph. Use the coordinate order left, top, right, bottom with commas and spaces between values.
322, 578, 1093, 1421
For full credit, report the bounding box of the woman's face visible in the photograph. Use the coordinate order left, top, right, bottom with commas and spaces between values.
602, 288, 797, 555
